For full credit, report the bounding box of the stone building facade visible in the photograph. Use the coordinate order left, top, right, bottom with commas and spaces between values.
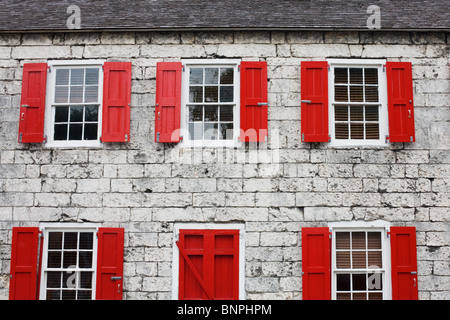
0, 26, 449, 300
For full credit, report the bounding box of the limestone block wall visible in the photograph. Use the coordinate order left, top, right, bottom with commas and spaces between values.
0, 30, 449, 300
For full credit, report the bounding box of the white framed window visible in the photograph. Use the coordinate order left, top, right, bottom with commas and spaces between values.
38, 223, 100, 300
44, 60, 104, 148
328, 59, 388, 147
180, 59, 241, 147
330, 221, 391, 300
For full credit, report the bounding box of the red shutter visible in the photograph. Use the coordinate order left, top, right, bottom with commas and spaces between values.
386, 62, 415, 143
155, 62, 182, 143
96, 228, 124, 300
9, 227, 40, 300
390, 226, 418, 300
301, 227, 331, 300
239, 61, 268, 142
177, 229, 239, 300
300, 61, 329, 142
18, 63, 47, 143
101, 62, 132, 142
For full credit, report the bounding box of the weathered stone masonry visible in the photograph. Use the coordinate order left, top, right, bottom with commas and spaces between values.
0, 30, 449, 299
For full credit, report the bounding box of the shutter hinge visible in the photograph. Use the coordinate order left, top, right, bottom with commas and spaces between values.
19, 133, 22, 143
385, 135, 390, 143
182, 65, 185, 72
43, 135, 47, 143
410, 136, 414, 142
383, 65, 386, 72
47, 66, 51, 72
328, 64, 330, 72
328, 135, 331, 142
156, 132, 160, 142
238, 65, 240, 72
301, 133, 305, 142
125, 134, 128, 142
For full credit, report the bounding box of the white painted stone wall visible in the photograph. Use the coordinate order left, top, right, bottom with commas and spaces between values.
0, 31, 449, 300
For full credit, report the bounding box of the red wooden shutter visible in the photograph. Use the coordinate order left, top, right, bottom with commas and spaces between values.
177, 229, 239, 300
386, 62, 415, 143
239, 61, 268, 142
155, 62, 182, 143
301, 227, 331, 300
390, 226, 418, 300
300, 61, 329, 142
96, 228, 124, 300
18, 63, 48, 143
9, 227, 40, 300
101, 62, 132, 142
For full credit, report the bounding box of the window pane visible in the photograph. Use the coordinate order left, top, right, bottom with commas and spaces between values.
367, 232, 382, 249
189, 123, 203, 140
350, 86, 364, 102
79, 251, 93, 268
204, 106, 218, 122
365, 68, 378, 85
352, 232, 366, 249
336, 274, 350, 291
352, 274, 367, 290
350, 68, 363, 84
84, 86, 98, 103
84, 105, 98, 122
350, 106, 363, 121
365, 106, 379, 122
84, 124, 98, 140
205, 86, 218, 102
55, 86, 69, 103
63, 251, 77, 268
220, 68, 234, 84
334, 68, 348, 84
334, 86, 348, 102
189, 106, 203, 122
335, 105, 348, 121
350, 123, 364, 139
336, 251, 351, 268
70, 106, 83, 122
352, 251, 367, 268
220, 106, 233, 122
62, 290, 76, 300
69, 86, 83, 103
190, 68, 203, 85
365, 86, 379, 102
335, 123, 349, 139
219, 123, 234, 140
204, 123, 218, 140
49, 232, 63, 249
205, 68, 219, 84
189, 86, 203, 103
47, 272, 62, 288
336, 232, 350, 249
79, 232, 93, 249
366, 124, 379, 140
71, 69, 84, 85
220, 86, 233, 102
368, 251, 383, 268
55, 107, 69, 123
80, 272, 93, 289
54, 124, 68, 140
47, 251, 62, 268
85, 68, 99, 85
69, 124, 83, 140
46, 290, 61, 300
56, 69, 70, 86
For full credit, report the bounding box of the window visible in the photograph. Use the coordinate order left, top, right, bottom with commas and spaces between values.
172, 223, 245, 300
155, 60, 268, 144
332, 229, 388, 300
301, 224, 418, 300
300, 60, 415, 145
48, 64, 103, 147
181, 60, 240, 147
9, 225, 124, 300
40, 227, 97, 300
329, 60, 388, 147
18, 61, 132, 146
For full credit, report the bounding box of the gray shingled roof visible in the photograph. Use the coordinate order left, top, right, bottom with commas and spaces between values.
0, 0, 449, 32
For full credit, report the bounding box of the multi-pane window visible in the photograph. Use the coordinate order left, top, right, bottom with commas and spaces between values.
332, 230, 385, 300
329, 61, 387, 146
183, 62, 238, 145
41, 229, 96, 300
52, 67, 101, 142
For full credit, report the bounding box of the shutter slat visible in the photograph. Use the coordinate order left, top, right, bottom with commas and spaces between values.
101, 62, 132, 142
390, 227, 418, 300
302, 227, 331, 300
9, 227, 40, 300
301, 61, 329, 142
155, 62, 182, 143
18, 63, 48, 143
386, 62, 415, 143
96, 228, 124, 300
239, 61, 268, 142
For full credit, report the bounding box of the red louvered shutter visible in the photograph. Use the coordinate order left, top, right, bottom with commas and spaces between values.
239, 61, 268, 142
177, 229, 239, 300
390, 227, 418, 300
155, 62, 182, 143
300, 61, 329, 142
9, 227, 40, 300
18, 63, 48, 143
96, 228, 124, 300
101, 62, 132, 142
386, 62, 415, 143
302, 227, 331, 300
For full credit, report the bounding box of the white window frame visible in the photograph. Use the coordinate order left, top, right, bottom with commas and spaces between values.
44, 60, 105, 148
171, 222, 246, 300
180, 59, 241, 148
38, 223, 101, 300
329, 221, 392, 300
328, 59, 389, 148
